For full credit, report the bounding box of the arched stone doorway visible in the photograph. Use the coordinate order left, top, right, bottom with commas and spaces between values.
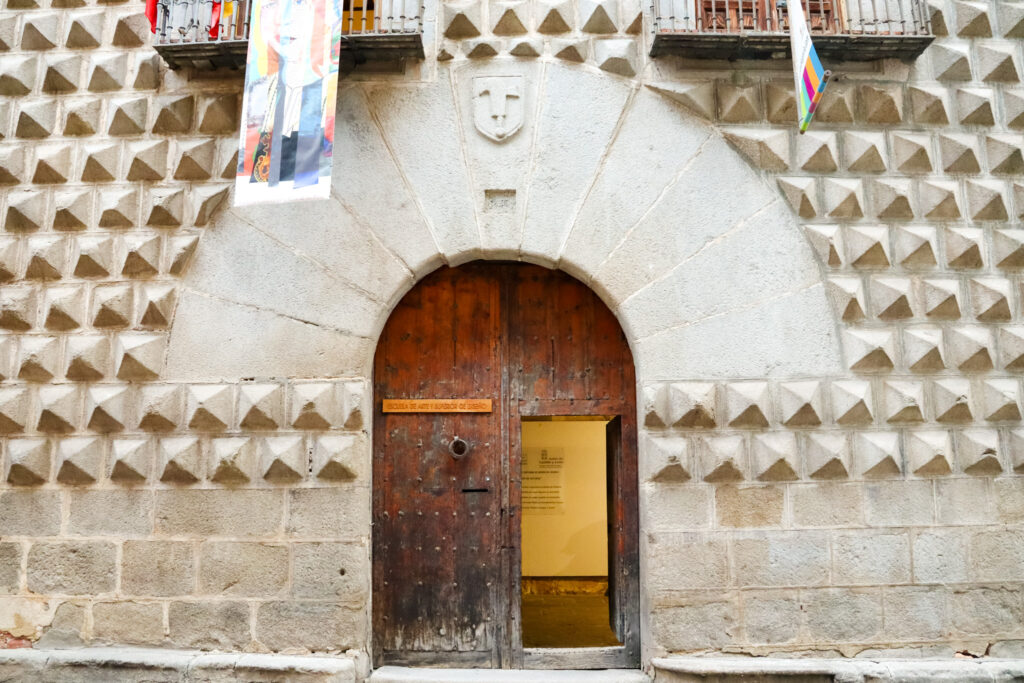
372, 262, 639, 669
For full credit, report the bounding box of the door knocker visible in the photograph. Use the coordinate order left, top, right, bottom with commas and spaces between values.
449, 436, 470, 459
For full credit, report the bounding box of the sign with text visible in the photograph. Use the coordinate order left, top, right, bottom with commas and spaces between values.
382, 399, 493, 413
522, 447, 566, 516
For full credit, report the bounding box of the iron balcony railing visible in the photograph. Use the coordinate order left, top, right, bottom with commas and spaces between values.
153, 0, 424, 69
651, 0, 933, 60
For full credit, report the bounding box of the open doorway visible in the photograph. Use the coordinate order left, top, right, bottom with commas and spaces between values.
520, 418, 621, 649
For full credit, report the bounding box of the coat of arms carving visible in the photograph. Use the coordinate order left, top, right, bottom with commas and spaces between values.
473, 76, 524, 143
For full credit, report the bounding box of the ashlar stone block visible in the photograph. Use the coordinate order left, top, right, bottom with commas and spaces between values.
6, 437, 50, 484
490, 0, 529, 34
87, 54, 127, 93
945, 227, 984, 269
121, 234, 161, 277
933, 378, 974, 423
238, 383, 284, 430
137, 283, 176, 328
982, 378, 1020, 421
64, 98, 101, 136
41, 55, 81, 95
955, 0, 992, 36
804, 224, 843, 267
1005, 89, 1024, 128
167, 232, 199, 275
930, 42, 972, 81
717, 82, 761, 123
209, 437, 256, 484
1001, 1, 1024, 37
108, 96, 149, 136
855, 431, 902, 478
725, 381, 770, 428
36, 384, 81, 433
823, 178, 863, 218
109, 437, 152, 483
98, 187, 140, 228
845, 225, 889, 268
126, 140, 167, 182
152, 95, 194, 134
832, 380, 874, 425
752, 432, 799, 481
994, 229, 1024, 268
643, 434, 691, 483
885, 381, 926, 424
845, 329, 896, 372
765, 81, 797, 124
291, 382, 341, 430
25, 234, 68, 280
18, 336, 62, 382
314, 433, 365, 482
797, 132, 838, 172
173, 138, 216, 181
158, 436, 202, 483
904, 326, 945, 372
721, 129, 789, 172
0, 55, 38, 96
870, 277, 913, 320
442, 1, 482, 38
0, 146, 25, 186
779, 381, 823, 427
21, 14, 59, 50
464, 39, 498, 58
862, 84, 903, 124
906, 430, 953, 476
669, 382, 717, 428
261, 435, 306, 482
186, 384, 233, 431
699, 434, 747, 482
509, 39, 541, 56
52, 189, 91, 231
1000, 326, 1024, 370
919, 179, 961, 219
92, 283, 132, 328
970, 277, 1012, 321
136, 383, 183, 432
0, 235, 21, 282
939, 133, 980, 173
909, 85, 950, 124
42, 285, 84, 330
945, 325, 994, 371
198, 94, 238, 134
826, 277, 865, 322
977, 43, 1020, 82
56, 436, 103, 484
816, 82, 854, 122
86, 385, 129, 432
0, 284, 37, 331
1010, 430, 1024, 472
870, 178, 914, 220
65, 335, 109, 382
777, 177, 819, 218
891, 133, 932, 173
115, 332, 164, 381
922, 278, 961, 319
65, 10, 103, 48
957, 87, 995, 125
844, 131, 887, 172
80, 143, 119, 183
27, 541, 117, 595
192, 185, 229, 226
958, 429, 1001, 475
802, 432, 851, 479
986, 135, 1024, 174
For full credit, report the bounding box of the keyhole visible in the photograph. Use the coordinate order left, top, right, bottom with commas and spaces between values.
449, 437, 469, 459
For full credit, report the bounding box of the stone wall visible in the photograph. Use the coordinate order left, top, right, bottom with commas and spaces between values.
0, 0, 1022, 672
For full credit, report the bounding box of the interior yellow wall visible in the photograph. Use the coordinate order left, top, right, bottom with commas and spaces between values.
521, 420, 609, 577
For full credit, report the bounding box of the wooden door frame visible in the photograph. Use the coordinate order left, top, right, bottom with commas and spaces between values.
509, 398, 640, 669
371, 263, 640, 669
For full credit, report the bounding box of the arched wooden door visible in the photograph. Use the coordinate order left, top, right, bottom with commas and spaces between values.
372, 263, 638, 669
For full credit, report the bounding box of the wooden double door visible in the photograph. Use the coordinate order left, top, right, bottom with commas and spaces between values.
372, 263, 639, 668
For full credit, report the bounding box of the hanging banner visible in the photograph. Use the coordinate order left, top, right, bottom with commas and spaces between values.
235, 0, 342, 205
787, 0, 830, 134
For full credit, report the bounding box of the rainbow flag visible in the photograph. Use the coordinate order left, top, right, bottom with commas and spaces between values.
788, 0, 830, 133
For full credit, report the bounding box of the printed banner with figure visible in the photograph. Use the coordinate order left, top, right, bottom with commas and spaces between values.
235, 0, 343, 205
787, 0, 830, 134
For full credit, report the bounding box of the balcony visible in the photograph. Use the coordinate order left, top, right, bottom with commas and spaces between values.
650, 0, 933, 61
153, 0, 424, 70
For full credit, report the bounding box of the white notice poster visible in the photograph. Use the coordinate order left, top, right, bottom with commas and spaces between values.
522, 447, 565, 516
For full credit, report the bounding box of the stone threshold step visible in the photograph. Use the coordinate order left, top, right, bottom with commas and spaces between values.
369, 666, 651, 683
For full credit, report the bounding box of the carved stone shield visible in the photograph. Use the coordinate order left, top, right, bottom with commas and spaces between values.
473, 76, 524, 143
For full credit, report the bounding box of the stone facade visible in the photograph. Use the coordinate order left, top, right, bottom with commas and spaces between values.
0, 0, 1024, 676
